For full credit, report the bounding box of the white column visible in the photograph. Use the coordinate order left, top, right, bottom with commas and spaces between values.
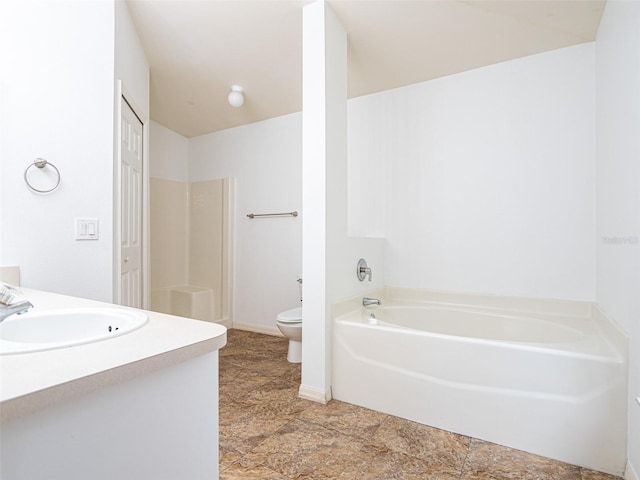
300, 0, 347, 403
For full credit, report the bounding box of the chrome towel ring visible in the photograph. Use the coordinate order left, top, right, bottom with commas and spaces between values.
24, 158, 61, 194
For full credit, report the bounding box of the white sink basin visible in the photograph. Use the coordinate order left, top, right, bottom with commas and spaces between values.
0, 308, 148, 355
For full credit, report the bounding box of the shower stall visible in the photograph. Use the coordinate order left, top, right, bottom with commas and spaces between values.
150, 177, 233, 328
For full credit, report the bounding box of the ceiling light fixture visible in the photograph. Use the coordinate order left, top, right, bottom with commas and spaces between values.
228, 85, 244, 108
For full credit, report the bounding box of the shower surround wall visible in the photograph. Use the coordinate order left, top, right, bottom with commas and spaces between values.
150, 177, 231, 325
149, 122, 232, 326
348, 43, 596, 302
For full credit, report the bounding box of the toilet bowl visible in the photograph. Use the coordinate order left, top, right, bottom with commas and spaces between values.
276, 306, 302, 363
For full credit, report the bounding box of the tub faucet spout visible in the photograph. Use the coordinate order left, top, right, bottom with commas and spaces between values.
0, 300, 33, 323
362, 297, 381, 307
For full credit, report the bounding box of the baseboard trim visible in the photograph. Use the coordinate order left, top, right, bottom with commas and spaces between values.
213, 316, 232, 329
232, 322, 282, 337
626, 461, 639, 480
298, 384, 332, 404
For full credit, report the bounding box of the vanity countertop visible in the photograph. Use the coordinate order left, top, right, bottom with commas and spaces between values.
0, 289, 227, 422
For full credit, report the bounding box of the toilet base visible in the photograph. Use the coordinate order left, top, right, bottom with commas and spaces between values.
287, 340, 302, 363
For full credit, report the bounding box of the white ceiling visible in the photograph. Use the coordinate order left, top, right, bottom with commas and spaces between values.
126, 0, 606, 138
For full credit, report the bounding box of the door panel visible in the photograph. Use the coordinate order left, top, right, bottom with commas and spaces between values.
121, 98, 143, 308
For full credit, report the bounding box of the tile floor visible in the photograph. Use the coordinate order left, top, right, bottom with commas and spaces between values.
219, 329, 622, 480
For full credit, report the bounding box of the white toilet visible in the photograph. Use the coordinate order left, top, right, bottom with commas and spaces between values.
276, 306, 302, 363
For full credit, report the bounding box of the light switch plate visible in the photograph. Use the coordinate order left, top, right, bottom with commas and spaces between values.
75, 218, 99, 240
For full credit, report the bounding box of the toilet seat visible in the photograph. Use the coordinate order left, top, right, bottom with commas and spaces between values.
277, 307, 302, 323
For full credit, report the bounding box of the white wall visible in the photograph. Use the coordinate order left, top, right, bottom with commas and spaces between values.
0, 74, 4, 264
0, 0, 116, 301
349, 43, 596, 302
0, 0, 148, 303
115, 0, 150, 119
300, 0, 349, 402
114, 0, 150, 308
150, 121, 189, 182
189, 114, 302, 333
595, 1, 640, 477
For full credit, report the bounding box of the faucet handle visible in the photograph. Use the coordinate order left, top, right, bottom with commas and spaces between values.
356, 259, 372, 282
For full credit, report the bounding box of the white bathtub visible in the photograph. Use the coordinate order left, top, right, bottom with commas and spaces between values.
332, 289, 628, 475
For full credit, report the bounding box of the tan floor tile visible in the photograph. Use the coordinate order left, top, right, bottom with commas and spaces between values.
262, 367, 302, 386
372, 415, 471, 474
356, 442, 463, 480
245, 418, 373, 479
299, 398, 390, 441
461, 439, 582, 480
220, 369, 276, 392
221, 330, 292, 360
581, 469, 624, 480
219, 446, 242, 471
220, 352, 281, 370
219, 402, 294, 454
247, 420, 400, 479
222, 355, 297, 380
220, 457, 288, 480
247, 418, 460, 480
235, 384, 311, 416
222, 330, 288, 358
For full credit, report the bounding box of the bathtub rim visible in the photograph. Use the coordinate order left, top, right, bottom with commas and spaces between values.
333, 286, 628, 362
336, 313, 623, 365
